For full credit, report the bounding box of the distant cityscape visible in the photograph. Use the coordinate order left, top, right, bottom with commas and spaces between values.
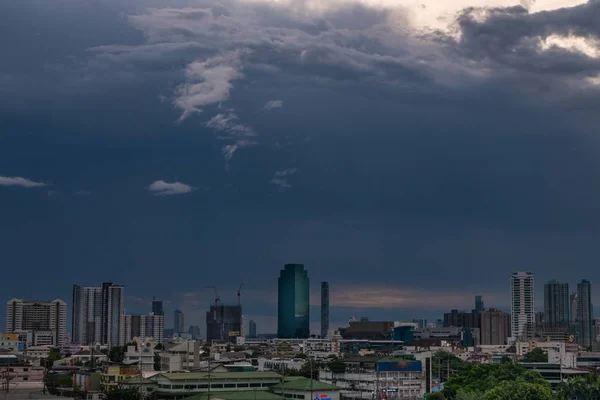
3, 266, 596, 350
2, 265, 599, 399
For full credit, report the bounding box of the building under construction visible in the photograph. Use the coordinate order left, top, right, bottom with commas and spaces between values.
206, 304, 242, 343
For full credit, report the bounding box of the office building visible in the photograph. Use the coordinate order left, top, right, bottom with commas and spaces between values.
174, 309, 184, 334
5, 298, 67, 346
72, 282, 124, 346
277, 264, 310, 338
475, 295, 484, 312
412, 319, 427, 329
543, 280, 570, 330
206, 304, 242, 343
152, 297, 164, 316
248, 319, 257, 338
510, 272, 535, 341
480, 308, 509, 345
321, 281, 329, 339
120, 313, 164, 345
577, 280, 593, 347
443, 310, 477, 329
188, 325, 201, 340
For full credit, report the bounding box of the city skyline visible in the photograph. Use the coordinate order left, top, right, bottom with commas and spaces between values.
4, 0, 600, 340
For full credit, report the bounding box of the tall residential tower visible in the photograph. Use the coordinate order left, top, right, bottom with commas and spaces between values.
6, 298, 67, 346
577, 280, 593, 347
510, 272, 535, 341
72, 282, 123, 346
277, 264, 310, 338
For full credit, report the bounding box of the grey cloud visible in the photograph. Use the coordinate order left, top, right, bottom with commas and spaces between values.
148, 180, 194, 196
264, 100, 283, 110
0, 176, 46, 188
270, 168, 298, 189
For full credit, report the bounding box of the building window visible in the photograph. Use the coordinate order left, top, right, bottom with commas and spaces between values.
184, 385, 196, 390
237, 383, 249, 388
224, 384, 235, 388
250, 383, 261, 388
172, 385, 183, 389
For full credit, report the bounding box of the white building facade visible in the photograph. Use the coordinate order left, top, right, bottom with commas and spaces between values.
510, 272, 535, 342
120, 314, 164, 345
5, 298, 67, 346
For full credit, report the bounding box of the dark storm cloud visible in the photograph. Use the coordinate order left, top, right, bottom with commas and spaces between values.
4, 0, 600, 331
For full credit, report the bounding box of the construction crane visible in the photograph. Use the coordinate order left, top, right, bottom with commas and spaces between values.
237, 284, 244, 307
205, 286, 220, 306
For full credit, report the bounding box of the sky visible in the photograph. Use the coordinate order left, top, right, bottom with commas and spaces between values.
2, 0, 600, 335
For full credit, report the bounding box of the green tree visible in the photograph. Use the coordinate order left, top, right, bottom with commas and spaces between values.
442, 361, 548, 399
521, 348, 548, 363
427, 392, 446, 400
327, 360, 346, 373
154, 343, 163, 350
483, 381, 552, 400
109, 346, 125, 363
102, 387, 140, 400
432, 351, 466, 382
154, 354, 161, 371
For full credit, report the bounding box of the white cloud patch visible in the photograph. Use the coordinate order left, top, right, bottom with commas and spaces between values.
264, 100, 283, 110
270, 168, 298, 189
0, 175, 46, 188
221, 140, 256, 169
206, 110, 255, 139
148, 180, 194, 196
174, 50, 248, 122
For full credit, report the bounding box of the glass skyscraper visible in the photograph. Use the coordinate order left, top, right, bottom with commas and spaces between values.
577, 280, 593, 347
544, 280, 570, 329
277, 264, 310, 338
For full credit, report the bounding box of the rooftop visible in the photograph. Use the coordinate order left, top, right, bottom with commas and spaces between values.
185, 391, 282, 400
160, 371, 282, 381
271, 378, 339, 391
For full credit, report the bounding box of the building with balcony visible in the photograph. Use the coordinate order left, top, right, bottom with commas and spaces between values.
100, 363, 139, 391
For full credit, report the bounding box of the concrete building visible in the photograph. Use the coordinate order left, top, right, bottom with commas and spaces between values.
72, 282, 124, 346
277, 264, 310, 338
174, 309, 184, 335
480, 308, 509, 345
576, 280, 593, 348
5, 298, 67, 346
124, 342, 156, 372
206, 305, 242, 343
120, 313, 165, 345
321, 281, 330, 339
544, 280, 570, 330
100, 363, 139, 391
160, 340, 201, 371
152, 298, 164, 316
510, 272, 535, 341
248, 320, 257, 339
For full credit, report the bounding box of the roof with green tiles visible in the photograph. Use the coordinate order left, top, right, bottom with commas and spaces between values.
121, 376, 157, 385
271, 378, 339, 391
184, 391, 282, 400
159, 371, 282, 381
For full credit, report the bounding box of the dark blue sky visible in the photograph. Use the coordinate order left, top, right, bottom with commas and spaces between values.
2, 0, 600, 334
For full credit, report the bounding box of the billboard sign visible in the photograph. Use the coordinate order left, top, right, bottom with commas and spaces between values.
314, 394, 331, 400
377, 360, 422, 372
228, 331, 240, 337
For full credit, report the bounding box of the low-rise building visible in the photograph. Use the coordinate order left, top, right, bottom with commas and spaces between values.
153, 371, 283, 398
160, 340, 201, 371
100, 363, 140, 391
124, 342, 156, 373
271, 378, 341, 400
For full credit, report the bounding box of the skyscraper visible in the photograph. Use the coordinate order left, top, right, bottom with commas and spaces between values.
6, 298, 68, 346
475, 295, 484, 312
510, 272, 535, 341
152, 297, 164, 316
321, 281, 329, 339
577, 280, 593, 347
248, 320, 257, 338
206, 305, 242, 343
544, 280, 570, 329
72, 282, 124, 346
120, 313, 164, 345
277, 264, 310, 338
174, 309, 184, 334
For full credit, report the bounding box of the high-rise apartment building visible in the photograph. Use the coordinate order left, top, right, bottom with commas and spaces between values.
206, 305, 242, 343
248, 320, 257, 338
321, 282, 329, 339
475, 295, 484, 312
72, 282, 124, 346
480, 308, 509, 345
152, 297, 164, 316
120, 313, 164, 345
544, 280, 570, 329
174, 309, 184, 334
510, 272, 535, 341
277, 264, 310, 338
5, 298, 67, 346
577, 280, 593, 347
